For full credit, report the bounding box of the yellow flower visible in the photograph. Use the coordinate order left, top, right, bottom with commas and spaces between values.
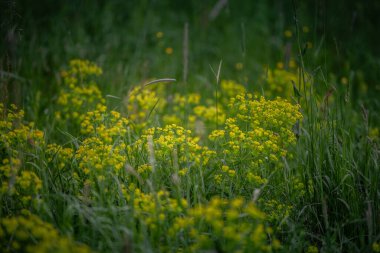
165, 47, 173, 55
156, 31, 164, 39
227, 169, 236, 177
276, 62, 284, 69
284, 30, 292, 38
235, 62, 244, 70
0, 213, 92, 253
134, 124, 213, 171
170, 197, 276, 252
341, 76, 348, 85
55, 60, 105, 125
306, 245, 319, 253
373, 242, 380, 252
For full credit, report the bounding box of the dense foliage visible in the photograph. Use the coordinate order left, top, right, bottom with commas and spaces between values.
0, 1, 379, 252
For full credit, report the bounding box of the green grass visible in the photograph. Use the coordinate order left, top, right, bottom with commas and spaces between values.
1, 1, 379, 253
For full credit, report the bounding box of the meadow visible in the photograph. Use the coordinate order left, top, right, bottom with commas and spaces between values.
0, 1, 379, 252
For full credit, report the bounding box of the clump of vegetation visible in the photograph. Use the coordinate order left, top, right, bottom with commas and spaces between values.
1, 1, 379, 252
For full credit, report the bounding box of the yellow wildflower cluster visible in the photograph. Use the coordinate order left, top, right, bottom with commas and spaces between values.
75, 137, 126, 179
210, 117, 286, 169
56, 59, 105, 124
306, 245, 319, 253
210, 162, 269, 195
73, 140, 126, 201
290, 176, 311, 198
0, 158, 42, 206
162, 114, 182, 126
45, 143, 74, 170
0, 103, 45, 156
196, 79, 247, 128
261, 68, 302, 99
369, 127, 379, 142
80, 107, 130, 143
62, 59, 102, 81
260, 199, 293, 224
63, 105, 131, 199
134, 124, 215, 171
169, 196, 280, 252
219, 79, 247, 104
162, 93, 201, 126
125, 86, 165, 130
173, 93, 201, 109
214, 164, 265, 188
193, 105, 226, 126
373, 242, 380, 252
0, 211, 91, 253
136, 163, 152, 179
14, 170, 42, 204
247, 172, 268, 185
0, 103, 44, 208
123, 82, 244, 136
125, 186, 187, 233
208, 94, 301, 196
229, 94, 302, 146
121, 184, 282, 252
2, 60, 313, 251
213, 165, 237, 184
162, 80, 247, 134
163, 92, 226, 136
0, 157, 21, 194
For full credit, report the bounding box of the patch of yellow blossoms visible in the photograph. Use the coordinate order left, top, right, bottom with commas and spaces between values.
56, 59, 105, 124
210, 94, 302, 171
132, 124, 215, 171
0, 211, 91, 253
169, 196, 281, 252
0, 103, 44, 208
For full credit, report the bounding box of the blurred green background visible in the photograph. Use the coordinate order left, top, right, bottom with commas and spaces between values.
1, 0, 380, 118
